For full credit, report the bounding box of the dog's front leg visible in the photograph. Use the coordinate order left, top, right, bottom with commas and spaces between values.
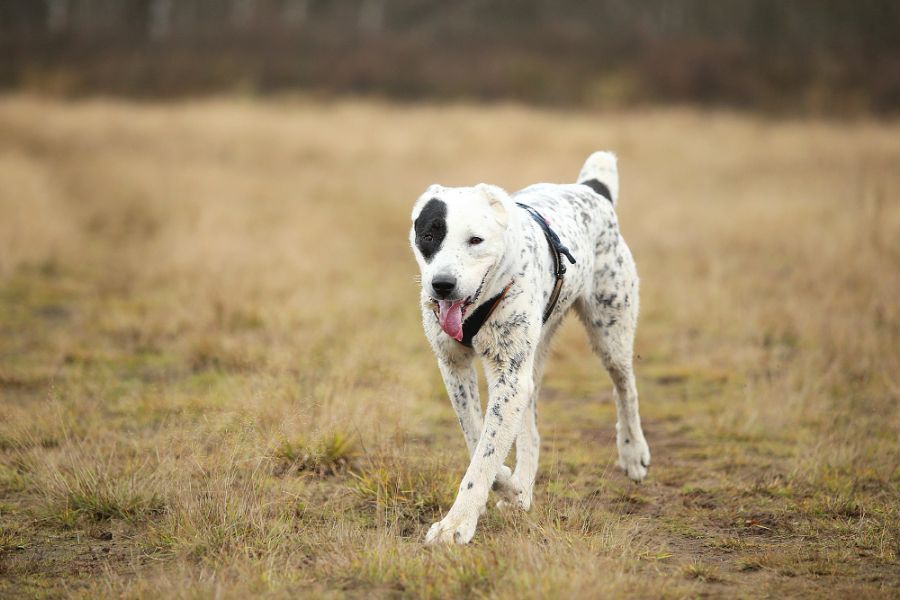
425, 350, 534, 544
437, 358, 516, 492
437, 358, 483, 456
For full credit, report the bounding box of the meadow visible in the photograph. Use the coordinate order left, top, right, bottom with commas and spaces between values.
0, 96, 897, 598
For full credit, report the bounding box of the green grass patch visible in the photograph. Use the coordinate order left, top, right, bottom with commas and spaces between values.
42, 460, 167, 524
351, 454, 458, 529
682, 561, 724, 583
273, 431, 357, 477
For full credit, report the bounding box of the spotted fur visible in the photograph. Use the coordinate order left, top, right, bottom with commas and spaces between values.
410, 151, 650, 545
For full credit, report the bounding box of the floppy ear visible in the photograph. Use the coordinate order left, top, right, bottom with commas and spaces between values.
476, 183, 510, 227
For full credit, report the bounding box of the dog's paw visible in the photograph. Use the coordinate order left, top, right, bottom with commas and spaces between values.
494, 474, 532, 511
617, 430, 651, 483
496, 493, 531, 512
493, 466, 533, 511
492, 465, 515, 493
424, 508, 480, 545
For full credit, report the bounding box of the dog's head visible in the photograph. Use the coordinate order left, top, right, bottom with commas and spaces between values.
410, 183, 511, 341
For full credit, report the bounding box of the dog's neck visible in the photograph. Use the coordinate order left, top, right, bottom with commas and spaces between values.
483, 206, 528, 297
489, 205, 556, 300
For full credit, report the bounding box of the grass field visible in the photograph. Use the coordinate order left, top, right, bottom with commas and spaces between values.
0, 96, 898, 598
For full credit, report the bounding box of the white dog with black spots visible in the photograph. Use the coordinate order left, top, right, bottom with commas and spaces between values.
410, 152, 650, 544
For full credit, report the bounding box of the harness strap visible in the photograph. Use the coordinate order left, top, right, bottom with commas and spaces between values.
458, 281, 514, 348
516, 202, 577, 323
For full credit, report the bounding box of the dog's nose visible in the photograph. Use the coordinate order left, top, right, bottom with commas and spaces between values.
431, 275, 457, 299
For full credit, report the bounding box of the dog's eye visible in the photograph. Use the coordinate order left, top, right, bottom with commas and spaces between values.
469, 237, 484, 245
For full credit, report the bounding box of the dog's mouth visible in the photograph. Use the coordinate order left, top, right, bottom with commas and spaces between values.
430, 270, 491, 341
434, 296, 474, 342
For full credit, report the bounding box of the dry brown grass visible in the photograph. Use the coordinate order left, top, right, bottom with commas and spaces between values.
0, 95, 898, 598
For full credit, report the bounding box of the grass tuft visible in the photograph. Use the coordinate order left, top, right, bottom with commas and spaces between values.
0, 525, 28, 553
682, 561, 724, 583
272, 431, 357, 476
40, 452, 167, 524
351, 454, 458, 528
65, 484, 165, 522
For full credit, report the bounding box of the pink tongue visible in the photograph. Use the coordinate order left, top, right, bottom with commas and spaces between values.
438, 300, 465, 341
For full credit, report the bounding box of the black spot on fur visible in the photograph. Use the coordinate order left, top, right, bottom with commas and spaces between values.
581, 179, 612, 202
467, 481, 474, 489
595, 292, 618, 308
414, 198, 446, 262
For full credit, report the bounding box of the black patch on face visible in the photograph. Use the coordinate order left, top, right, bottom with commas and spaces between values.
581, 179, 613, 203
414, 198, 447, 262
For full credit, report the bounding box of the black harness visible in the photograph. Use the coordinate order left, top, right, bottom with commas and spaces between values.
515, 202, 578, 323
457, 281, 514, 347
451, 202, 579, 348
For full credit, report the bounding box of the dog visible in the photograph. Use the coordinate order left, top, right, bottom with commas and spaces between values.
409, 152, 650, 544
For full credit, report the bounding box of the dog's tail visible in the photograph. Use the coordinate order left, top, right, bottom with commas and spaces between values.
577, 151, 619, 207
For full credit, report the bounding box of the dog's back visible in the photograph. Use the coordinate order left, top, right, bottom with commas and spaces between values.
510, 152, 622, 264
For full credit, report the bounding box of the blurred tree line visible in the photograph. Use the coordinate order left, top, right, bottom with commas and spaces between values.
1, 0, 898, 113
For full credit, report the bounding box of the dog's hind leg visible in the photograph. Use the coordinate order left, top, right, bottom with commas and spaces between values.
575, 256, 650, 482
